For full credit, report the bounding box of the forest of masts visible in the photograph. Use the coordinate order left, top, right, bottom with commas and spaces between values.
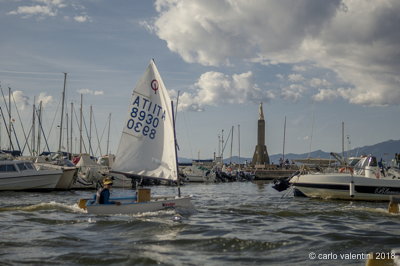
0, 73, 112, 158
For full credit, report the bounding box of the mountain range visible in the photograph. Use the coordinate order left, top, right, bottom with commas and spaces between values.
179, 139, 400, 165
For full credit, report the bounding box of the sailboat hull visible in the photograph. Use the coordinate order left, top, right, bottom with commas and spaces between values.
85, 195, 194, 215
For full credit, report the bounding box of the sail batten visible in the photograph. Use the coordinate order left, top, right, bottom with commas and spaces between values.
112, 60, 178, 181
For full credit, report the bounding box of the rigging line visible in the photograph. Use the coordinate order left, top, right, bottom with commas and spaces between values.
1, 87, 22, 151
21, 126, 32, 154
95, 114, 108, 156
12, 92, 32, 154
91, 107, 103, 157
0, 85, 13, 149
72, 104, 88, 154
43, 93, 62, 152
0, 107, 14, 150
36, 107, 51, 153
81, 109, 92, 155
221, 127, 233, 154
106, 113, 111, 155
12, 122, 22, 152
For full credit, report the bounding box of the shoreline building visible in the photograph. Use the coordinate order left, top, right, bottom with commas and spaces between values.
252, 103, 270, 165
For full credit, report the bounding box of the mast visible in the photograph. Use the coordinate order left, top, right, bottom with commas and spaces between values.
89, 105, 93, 156
58, 73, 67, 152
37, 101, 42, 155
0, 107, 13, 150
221, 129, 224, 162
0, 83, 1, 150
106, 113, 111, 155
171, 101, 181, 197
8, 87, 11, 150
218, 134, 221, 159
230, 126, 234, 164
32, 98, 36, 156
282, 116, 286, 162
66, 112, 69, 155
70, 102, 73, 156
342, 121, 344, 158
238, 124, 240, 167
79, 94, 83, 154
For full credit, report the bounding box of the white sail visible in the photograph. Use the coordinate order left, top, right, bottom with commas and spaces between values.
112, 60, 178, 181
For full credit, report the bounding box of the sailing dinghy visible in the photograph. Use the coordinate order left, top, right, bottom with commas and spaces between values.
79, 60, 193, 215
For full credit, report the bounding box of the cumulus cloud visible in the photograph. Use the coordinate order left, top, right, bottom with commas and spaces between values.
7, 0, 64, 18
8, 5, 57, 17
312, 89, 339, 102
288, 74, 305, 82
281, 84, 308, 102
77, 89, 104, 96
73, 15, 89, 23
11, 91, 30, 110
310, 78, 331, 88
151, 0, 400, 106
37, 92, 53, 107
176, 71, 275, 111
74, 16, 88, 22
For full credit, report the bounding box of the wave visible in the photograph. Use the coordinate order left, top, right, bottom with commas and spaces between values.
0, 201, 87, 213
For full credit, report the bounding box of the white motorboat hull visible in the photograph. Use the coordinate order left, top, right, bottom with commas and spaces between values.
290, 173, 400, 201
85, 195, 194, 215
55, 167, 77, 190
0, 170, 62, 191
36, 163, 77, 190
185, 174, 206, 182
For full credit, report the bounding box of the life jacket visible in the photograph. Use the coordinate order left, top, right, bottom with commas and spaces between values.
96, 188, 105, 204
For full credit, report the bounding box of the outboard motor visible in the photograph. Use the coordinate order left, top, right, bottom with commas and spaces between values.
272, 170, 300, 192
272, 178, 290, 192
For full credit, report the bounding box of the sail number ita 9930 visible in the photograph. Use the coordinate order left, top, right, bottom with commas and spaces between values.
127, 107, 159, 139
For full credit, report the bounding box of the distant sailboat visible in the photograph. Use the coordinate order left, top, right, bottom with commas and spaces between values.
80, 60, 193, 215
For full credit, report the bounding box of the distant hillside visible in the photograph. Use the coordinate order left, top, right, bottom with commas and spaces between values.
179, 139, 400, 164
270, 139, 400, 163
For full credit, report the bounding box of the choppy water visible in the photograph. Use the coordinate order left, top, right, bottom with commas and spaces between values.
0, 182, 399, 265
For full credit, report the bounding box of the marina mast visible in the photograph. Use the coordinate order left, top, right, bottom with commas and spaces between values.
58, 73, 67, 152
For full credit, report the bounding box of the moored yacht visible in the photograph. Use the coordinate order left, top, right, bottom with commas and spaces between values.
290, 155, 400, 201
0, 160, 62, 191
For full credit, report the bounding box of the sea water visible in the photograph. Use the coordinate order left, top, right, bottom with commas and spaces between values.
0, 182, 399, 265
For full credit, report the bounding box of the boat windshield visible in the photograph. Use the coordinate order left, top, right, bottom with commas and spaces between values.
16, 162, 35, 171
355, 157, 368, 169
368, 157, 377, 166
17, 163, 27, 171
354, 156, 378, 169
25, 163, 35, 170
348, 158, 360, 166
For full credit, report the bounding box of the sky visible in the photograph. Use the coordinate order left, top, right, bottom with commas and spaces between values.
0, 0, 399, 162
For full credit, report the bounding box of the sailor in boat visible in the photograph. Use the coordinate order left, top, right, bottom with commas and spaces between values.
96, 178, 121, 205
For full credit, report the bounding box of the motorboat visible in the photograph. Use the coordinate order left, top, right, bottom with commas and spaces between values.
34, 157, 77, 190
19, 154, 78, 190
181, 164, 214, 182
0, 159, 62, 191
289, 155, 400, 201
